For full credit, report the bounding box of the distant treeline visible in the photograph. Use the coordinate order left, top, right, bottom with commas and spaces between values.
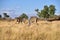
0, 4, 60, 21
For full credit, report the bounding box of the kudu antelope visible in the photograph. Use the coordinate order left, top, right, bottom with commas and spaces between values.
16, 17, 22, 24
22, 18, 28, 24
28, 16, 39, 25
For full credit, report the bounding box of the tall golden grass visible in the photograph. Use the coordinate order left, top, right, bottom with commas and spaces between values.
0, 20, 60, 40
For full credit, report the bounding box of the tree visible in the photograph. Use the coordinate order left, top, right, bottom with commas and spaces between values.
0, 15, 2, 18
49, 5, 56, 17
3, 13, 7, 17
44, 5, 49, 18
36, 5, 49, 18
35, 9, 41, 18
3, 13, 10, 20
40, 10, 45, 18
35, 9, 39, 12
37, 12, 41, 18
35, 5, 56, 19
3, 13, 10, 18
19, 13, 28, 19
44, 5, 49, 13
40, 10, 49, 18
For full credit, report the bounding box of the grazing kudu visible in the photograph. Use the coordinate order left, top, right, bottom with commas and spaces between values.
22, 18, 28, 24
16, 17, 22, 24
29, 16, 38, 25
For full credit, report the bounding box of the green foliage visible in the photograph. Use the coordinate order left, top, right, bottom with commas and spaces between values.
49, 5, 56, 17
37, 12, 41, 17
36, 5, 49, 18
3, 13, 10, 18
0, 15, 2, 18
35, 9, 39, 12
36, 5, 56, 18
44, 5, 49, 13
3, 13, 7, 17
19, 13, 28, 19
40, 10, 46, 18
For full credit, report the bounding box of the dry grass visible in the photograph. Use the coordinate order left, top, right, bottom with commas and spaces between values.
0, 20, 60, 40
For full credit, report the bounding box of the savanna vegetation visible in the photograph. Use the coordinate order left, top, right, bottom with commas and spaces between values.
0, 5, 60, 40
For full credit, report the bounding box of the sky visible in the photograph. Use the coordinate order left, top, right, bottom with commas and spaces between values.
0, 0, 60, 18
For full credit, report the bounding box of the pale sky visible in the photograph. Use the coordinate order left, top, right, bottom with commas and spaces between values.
0, 0, 60, 18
